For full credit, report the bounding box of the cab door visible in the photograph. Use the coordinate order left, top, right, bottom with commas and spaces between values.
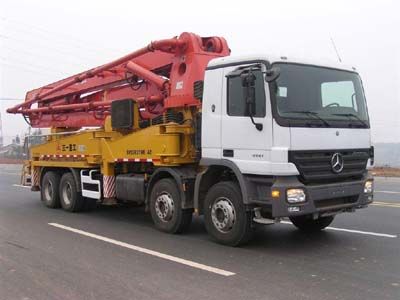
220, 64, 273, 174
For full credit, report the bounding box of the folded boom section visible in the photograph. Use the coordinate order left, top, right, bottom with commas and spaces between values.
7, 32, 230, 128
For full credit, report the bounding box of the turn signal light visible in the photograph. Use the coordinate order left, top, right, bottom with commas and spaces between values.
271, 190, 280, 198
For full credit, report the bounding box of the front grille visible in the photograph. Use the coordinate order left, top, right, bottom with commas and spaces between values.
289, 149, 369, 184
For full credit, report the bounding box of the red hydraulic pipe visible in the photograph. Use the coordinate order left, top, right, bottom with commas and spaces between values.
17, 96, 164, 114
126, 61, 168, 90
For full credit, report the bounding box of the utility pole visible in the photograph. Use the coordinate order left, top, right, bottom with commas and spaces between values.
0, 112, 3, 147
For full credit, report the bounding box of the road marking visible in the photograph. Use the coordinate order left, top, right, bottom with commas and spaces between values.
280, 221, 397, 238
12, 184, 30, 189
48, 223, 235, 277
0, 172, 20, 175
375, 190, 400, 195
371, 201, 400, 208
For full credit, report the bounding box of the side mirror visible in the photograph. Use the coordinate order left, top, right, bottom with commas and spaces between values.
265, 67, 280, 82
247, 87, 256, 116
241, 71, 256, 87
241, 71, 263, 131
240, 72, 256, 115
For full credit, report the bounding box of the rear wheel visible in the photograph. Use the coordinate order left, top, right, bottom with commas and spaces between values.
149, 178, 192, 234
59, 172, 84, 212
204, 181, 253, 246
40, 171, 61, 208
82, 197, 97, 211
289, 215, 334, 232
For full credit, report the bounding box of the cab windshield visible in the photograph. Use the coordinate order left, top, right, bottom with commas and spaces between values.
271, 63, 369, 128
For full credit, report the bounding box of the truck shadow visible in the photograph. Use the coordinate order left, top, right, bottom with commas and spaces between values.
10, 185, 364, 252
90, 204, 208, 234
249, 226, 346, 251
87, 204, 353, 252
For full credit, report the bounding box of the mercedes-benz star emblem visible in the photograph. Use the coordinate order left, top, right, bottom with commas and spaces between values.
331, 153, 344, 173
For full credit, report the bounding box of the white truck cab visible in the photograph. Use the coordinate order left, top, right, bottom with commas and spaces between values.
197, 55, 373, 235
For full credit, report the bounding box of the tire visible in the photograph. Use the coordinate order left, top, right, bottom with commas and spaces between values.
59, 172, 85, 212
82, 198, 97, 211
40, 171, 61, 208
204, 181, 253, 246
149, 178, 192, 234
289, 215, 334, 232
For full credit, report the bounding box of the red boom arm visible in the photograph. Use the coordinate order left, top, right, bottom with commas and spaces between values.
7, 32, 230, 128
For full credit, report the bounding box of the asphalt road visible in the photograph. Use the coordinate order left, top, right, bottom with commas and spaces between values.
0, 164, 399, 300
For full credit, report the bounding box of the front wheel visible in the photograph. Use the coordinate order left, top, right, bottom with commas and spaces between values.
204, 181, 253, 246
149, 178, 192, 234
289, 215, 334, 232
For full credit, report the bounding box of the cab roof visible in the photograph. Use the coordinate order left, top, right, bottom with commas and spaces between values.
207, 54, 357, 73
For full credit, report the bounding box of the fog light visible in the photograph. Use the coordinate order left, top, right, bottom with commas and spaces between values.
364, 180, 373, 194
286, 189, 306, 203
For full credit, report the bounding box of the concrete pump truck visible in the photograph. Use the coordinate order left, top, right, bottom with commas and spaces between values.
8, 32, 374, 246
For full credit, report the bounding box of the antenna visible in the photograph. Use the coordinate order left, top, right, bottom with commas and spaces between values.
330, 36, 342, 63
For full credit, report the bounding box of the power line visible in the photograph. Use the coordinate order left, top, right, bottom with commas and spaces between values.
0, 34, 105, 59
1, 45, 90, 69
0, 97, 23, 101
0, 26, 117, 58
0, 62, 58, 77
0, 17, 120, 53
0, 17, 123, 64
0, 56, 67, 74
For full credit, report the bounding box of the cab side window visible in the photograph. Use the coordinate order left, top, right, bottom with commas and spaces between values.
227, 70, 266, 117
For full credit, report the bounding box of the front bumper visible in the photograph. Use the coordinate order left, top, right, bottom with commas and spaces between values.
246, 175, 373, 218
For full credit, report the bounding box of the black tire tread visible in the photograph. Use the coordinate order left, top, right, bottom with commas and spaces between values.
82, 197, 97, 211
289, 215, 334, 232
149, 178, 192, 234
40, 171, 61, 208
59, 172, 85, 212
176, 209, 193, 234
204, 181, 253, 246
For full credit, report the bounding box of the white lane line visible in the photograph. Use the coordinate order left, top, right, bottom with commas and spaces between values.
375, 190, 400, 194
280, 221, 397, 238
12, 184, 31, 189
0, 172, 20, 175
48, 223, 235, 277
371, 202, 400, 208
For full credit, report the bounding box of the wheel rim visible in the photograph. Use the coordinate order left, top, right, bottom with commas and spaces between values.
211, 197, 236, 233
155, 192, 174, 222
62, 182, 72, 206
44, 181, 53, 201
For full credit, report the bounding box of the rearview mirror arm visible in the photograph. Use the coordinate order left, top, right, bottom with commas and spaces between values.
249, 115, 263, 131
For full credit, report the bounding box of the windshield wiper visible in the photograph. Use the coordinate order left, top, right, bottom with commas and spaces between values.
284, 110, 331, 127
331, 113, 368, 127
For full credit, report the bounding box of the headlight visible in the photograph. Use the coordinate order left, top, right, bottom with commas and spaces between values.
286, 189, 306, 203
364, 180, 373, 194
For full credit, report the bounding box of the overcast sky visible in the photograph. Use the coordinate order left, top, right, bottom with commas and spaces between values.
0, 0, 399, 144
